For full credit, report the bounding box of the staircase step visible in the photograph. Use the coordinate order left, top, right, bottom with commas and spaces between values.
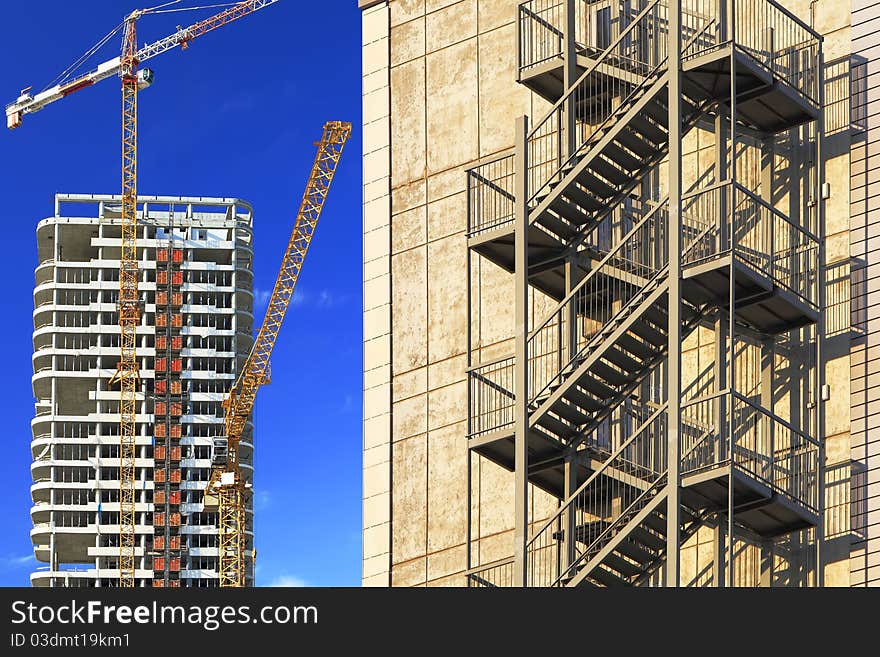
563, 185, 603, 214
604, 551, 644, 579
615, 129, 657, 159
629, 525, 665, 552
535, 211, 576, 241
590, 156, 630, 187
628, 115, 667, 145
643, 511, 668, 535
616, 537, 656, 565
534, 412, 572, 438
575, 170, 616, 200
642, 305, 669, 328
565, 387, 603, 413
604, 346, 642, 374
602, 142, 642, 172
554, 401, 590, 426
641, 98, 671, 127
629, 320, 667, 347
548, 195, 590, 227
590, 361, 630, 388
590, 565, 629, 587
615, 333, 656, 360
578, 375, 616, 400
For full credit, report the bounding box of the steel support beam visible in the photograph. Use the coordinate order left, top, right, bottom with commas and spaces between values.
513, 115, 530, 587
665, 0, 683, 588
563, 0, 577, 158
815, 43, 826, 588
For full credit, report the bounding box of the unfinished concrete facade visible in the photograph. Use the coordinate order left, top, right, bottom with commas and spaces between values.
361, 0, 867, 587
31, 194, 255, 587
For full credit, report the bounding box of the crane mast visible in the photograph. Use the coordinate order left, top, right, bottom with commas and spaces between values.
210, 121, 351, 587
117, 13, 142, 588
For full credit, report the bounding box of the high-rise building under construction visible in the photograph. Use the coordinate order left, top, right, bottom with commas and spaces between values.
360, 0, 872, 586
30, 194, 255, 587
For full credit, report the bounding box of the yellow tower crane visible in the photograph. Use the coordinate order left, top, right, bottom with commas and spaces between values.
7, 0, 281, 587
205, 121, 352, 587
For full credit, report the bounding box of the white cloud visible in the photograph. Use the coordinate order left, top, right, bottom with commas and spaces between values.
253, 288, 271, 309
266, 574, 309, 587
253, 285, 346, 313
253, 489, 272, 511
0, 554, 35, 568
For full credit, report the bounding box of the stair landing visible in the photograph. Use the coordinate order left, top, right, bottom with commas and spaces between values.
682, 254, 818, 335
681, 465, 818, 538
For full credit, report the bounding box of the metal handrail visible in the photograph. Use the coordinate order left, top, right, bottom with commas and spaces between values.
527, 2, 718, 209
528, 196, 669, 341
526, 401, 668, 550
526, 0, 661, 148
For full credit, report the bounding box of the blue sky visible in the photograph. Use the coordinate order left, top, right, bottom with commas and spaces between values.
0, 1, 363, 586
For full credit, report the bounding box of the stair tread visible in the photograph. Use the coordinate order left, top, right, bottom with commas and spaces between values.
616, 128, 658, 159
615, 333, 656, 360
575, 169, 616, 200
554, 401, 590, 426
628, 114, 667, 145
590, 565, 629, 587
589, 156, 630, 186
604, 551, 644, 579
565, 387, 603, 413
616, 537, 656, 564
563, 185, 603, 214
535, 211, 577, 241
629, 525, 665, 551
548, 195, 590, 227
630, 320, 667, 346
602, 142, 642, 172
535, 413, 572, 438
604, 346, 642, 374
577, 375, 616, 400
590, 360, 631, 388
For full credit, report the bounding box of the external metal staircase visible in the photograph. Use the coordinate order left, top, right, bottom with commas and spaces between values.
465, 0, 824, 587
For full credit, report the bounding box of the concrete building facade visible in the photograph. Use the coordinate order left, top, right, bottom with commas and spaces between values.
31, 194, 255, 587
361, 0, 865, 587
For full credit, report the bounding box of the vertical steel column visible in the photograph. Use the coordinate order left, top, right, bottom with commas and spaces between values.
666, 0, 683, 588
815, 42, 826, 588
561, 0, 579, 573
514, 115, 530, 587
564, 0, 577, 157
713, 104, 728, 587
466, 239, 473, 578
726, 0, 737, 588
760, 338, 775, 587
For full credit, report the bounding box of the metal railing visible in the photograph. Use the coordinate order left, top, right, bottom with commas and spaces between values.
679, 390, 819, 512
467, 356, 515, 439
681, 181, 819, 309
466, 153, 515, 238
466, 556, 515, 587
528, 200, 669, 403
526, 0, 671, 209
526, 404, 668, 586
518, 0, 568, 75
680, 0, 820, 103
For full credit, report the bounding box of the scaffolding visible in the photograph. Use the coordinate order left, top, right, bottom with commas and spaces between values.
465, 0, 824, 587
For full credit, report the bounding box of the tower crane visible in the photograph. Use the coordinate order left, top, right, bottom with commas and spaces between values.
205, 121, 351, 587
7, 0, 281, 587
